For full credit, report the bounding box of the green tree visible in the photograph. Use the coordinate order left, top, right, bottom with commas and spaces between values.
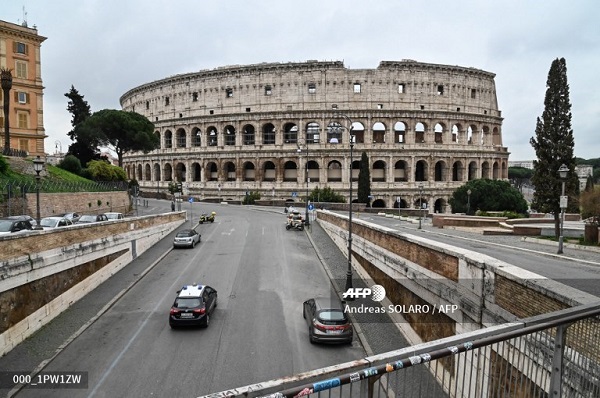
242, 191, 261, 205
309, 186, 345, 203
64, 86, 100, 168
64, 85, 91, 139
449, 179, 528, 215
357, 151, 371, 205
58, 154, 83, 175
77, 109, 158, 167
508, 167, 533, 191
85, 159, 127, 181
529, 58, 579, 238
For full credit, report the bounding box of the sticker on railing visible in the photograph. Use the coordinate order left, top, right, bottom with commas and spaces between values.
312, 378, 340, 392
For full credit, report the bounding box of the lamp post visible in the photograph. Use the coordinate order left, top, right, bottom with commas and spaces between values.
33, 156, 44, 228
418, 183, 424, 229
332, 113, 355, 297
467, 189, 472, 215
1, 68, 13, 155
296, 138, 310, 227
557, 164, 569, 254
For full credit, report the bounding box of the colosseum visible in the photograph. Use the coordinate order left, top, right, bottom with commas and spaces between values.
120, 59, 509, 213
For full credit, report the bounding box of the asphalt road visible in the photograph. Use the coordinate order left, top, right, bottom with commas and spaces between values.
356, 213, 600, 297
4, 201, 364, 397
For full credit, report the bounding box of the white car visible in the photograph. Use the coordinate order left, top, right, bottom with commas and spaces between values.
105, 212, 125, 220
40, 216, 74, 229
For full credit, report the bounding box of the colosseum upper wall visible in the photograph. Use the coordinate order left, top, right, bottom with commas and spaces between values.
120, 60, 509, 213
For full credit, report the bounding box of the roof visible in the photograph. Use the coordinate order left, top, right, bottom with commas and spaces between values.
177, 284, 204, 297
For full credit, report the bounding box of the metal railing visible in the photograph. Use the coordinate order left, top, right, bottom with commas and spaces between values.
202, 302, 600, 398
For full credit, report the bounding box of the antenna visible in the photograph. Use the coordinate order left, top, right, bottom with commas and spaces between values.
22, 6, 28, 27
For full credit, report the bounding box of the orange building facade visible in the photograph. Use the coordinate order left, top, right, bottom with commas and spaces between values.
0, 19, 46, 157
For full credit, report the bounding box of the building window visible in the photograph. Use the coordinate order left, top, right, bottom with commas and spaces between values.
15, 42, 28, 55
265, 85, 272, 96
19, 139, 29, 152
17, 92, 28, 104
471, 89, 476, 99
437, 85, 444, 95
146, 101, 150, 109
377, 104, 383, 109
15, 61, 27, 79
308, 83, 316, 94
17, 112, 28, 129
398, 84, 405, 94
353, 83, 361, 93
165, 96, 170, 106
192, 92, 198, 101
226, 88, 233, 98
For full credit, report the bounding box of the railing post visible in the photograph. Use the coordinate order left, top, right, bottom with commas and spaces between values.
549, 323, 569, 397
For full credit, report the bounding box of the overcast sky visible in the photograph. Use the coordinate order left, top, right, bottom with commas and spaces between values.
4, 0, 599, 161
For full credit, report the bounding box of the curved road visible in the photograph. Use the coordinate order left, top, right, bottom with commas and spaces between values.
12, 202, 364, 397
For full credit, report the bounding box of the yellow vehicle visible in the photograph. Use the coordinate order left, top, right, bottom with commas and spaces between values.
199, 211, 216, 224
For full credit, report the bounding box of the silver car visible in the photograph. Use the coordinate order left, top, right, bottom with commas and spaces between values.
173, 229, 201, 248
40, 217, 74, 229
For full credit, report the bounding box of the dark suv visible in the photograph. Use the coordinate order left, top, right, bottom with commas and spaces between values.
303, 297, 353, 344
0, 218, 34, 236
169, 284, 217, 328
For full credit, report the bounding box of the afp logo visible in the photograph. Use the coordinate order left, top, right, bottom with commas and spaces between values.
342, 285, 386, 302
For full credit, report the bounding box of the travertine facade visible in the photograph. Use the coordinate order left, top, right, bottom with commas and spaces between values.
0, 19, 46, 156
120, 60, 509, 212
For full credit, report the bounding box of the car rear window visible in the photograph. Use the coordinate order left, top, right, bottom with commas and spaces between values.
318, 310, 347, 322
175, 298, 201, 308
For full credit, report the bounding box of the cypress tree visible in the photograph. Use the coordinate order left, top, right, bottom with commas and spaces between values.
357, 151, 371, 205
529, 58, 579, 238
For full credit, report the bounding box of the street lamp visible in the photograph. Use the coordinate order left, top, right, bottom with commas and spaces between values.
418, 183, 424, 229
332, 113, 355, 297
557, 164, 569, 254
1, 68, 13, 155
33, 156, 44, 228
467, 189, 472, 215
296, 138, 310, 227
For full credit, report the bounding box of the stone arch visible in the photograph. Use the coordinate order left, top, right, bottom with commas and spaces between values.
492, 127, 501, 146
165, 130, 173, 148
191, 162, 201, 182
283, 160, 298, 182
154, 162, 161, 182
468, 161, 477, 180
243, 161, 255, 181
352, 122, 365, 144
174, 162, 186, 182
136, 164, 142, 181
372, 160, 386, 182
243, 124, 255, 145
262, 160, 276, 182
452, 161, 463, 181
164, 163, 173, 181
372, 122, 386, 144
492, 161, 499, 179
224, 125, 236, 146
144, 163, 151, 181
393, 198, 409, 209
327, 160, 342, 182
372, 198, 386, 208
434, 160, 447, 182
192, 127, 202, 147
206, 161, 218, 181
415, 122, 426, 143
434, 123, 445, 144
482, 161, 491, 179
224, 161, 236, 181
307, 160, 320, 182
394, 160, 408, 182
176, 128, 186, 148
306, 122, 320, 144
451, 124, 460, 143
262, 123, 276, 145
207, 126, 218, 147
155, 131, 161, 149
415, 160, 428, 182
434, 198, 446, 214
394, 121, 406, 144
284, 123, 298, 144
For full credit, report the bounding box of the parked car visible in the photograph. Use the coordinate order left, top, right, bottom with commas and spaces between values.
56, 212, 81, 223
173, 229, 201, 248
303, 297, 353, 344
40, 216, 74, 229
76, 214, 109, 224
169, 284, 217, 328
7, 215, 38, 228
0, 218, 34, 236
105, 212, 124, 221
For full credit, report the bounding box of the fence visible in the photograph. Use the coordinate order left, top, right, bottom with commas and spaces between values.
202, 302, 600, 398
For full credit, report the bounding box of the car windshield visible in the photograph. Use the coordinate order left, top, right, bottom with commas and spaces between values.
318, 310, 347, 322
176, 231, 194, 237
40, 218, 58, 227
0, 220, 14, 232
174, 298, 201, 308
79, 216, 96, 222
106, 213, 121, 220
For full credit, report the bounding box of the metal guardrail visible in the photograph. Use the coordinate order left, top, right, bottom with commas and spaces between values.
202, 302, 600, 398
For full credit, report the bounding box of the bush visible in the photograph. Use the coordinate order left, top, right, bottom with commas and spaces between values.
242, 191, 261, 205
58, 154, 82, 175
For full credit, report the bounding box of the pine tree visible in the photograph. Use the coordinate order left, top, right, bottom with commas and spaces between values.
529, 58, 579, 238
64, 85, 91, 138
357, 151, 371, 205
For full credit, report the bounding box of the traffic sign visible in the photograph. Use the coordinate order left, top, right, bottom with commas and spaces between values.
188, 197, 194, 203
308, 204, 314, 210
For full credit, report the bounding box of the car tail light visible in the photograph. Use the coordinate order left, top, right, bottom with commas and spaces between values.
170, 308, 180, 315
193, 307, 206, 314
313, 319, 350, 332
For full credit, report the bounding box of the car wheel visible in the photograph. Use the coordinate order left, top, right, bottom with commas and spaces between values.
203, 314, 210, 328
191, 241, 195, 248
169, 323, 175, 329
286, 225, 291, 230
